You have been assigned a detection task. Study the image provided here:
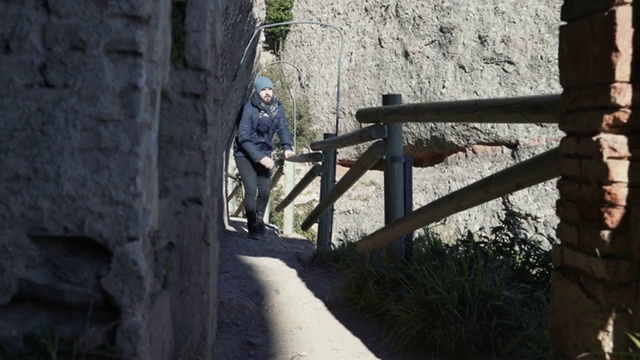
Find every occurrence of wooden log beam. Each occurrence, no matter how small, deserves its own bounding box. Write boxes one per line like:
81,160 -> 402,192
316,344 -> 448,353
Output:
355,147 -> 560,254
356,94 -> 560,124
301,141 -> 387,231
270,165 -> 285,190
284,152 -> 324,163
310,124 -> 387,151
233,202 -> 244,217
226,183 -> 242,203
275,164 -> 323,212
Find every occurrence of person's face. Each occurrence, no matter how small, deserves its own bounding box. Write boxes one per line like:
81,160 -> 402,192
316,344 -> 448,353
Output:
259,88 -> 273,104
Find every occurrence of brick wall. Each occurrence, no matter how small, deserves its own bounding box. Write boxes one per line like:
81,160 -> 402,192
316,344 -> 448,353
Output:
553,1 -> 639,358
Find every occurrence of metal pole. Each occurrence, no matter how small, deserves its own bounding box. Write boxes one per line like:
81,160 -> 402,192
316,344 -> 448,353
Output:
283,161 -> 294,235
317,133 -> 336,250
383,94 -> 404,263
239,20 -> 345,136
404,155 -> 414,262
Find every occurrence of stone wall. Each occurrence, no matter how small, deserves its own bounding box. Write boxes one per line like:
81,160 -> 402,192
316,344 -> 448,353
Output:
0,0 -> 259,358
552,0 -> 640,358
281,0 -> 564,243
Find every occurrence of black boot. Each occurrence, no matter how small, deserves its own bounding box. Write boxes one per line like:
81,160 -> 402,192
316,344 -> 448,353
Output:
248,223 -> 262,239
255,210 -> 266,236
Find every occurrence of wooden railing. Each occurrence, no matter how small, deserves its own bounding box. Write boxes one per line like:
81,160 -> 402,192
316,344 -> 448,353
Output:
229,93 -> 561,256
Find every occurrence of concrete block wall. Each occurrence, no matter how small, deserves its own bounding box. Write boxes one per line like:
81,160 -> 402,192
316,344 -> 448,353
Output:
0,0 -> 259,359
553,1 -> 640,358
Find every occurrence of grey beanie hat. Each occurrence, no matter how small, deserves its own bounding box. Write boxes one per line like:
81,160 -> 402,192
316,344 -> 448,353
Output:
254,76 -> 274,93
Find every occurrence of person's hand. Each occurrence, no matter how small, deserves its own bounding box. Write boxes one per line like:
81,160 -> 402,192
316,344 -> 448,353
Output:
284,150 -> 295,159
259,156 -> 274,169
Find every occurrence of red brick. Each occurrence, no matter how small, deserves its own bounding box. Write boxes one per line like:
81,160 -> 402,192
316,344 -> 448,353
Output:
583,159 -> 630,183
559,109 -> 637,135
557,198 -> 628,229
561,83 -> 635,109
556,221 -> 579,245
557,198 -> 584,224
588,205 -> 627,229
561,0 -> 632,22
557,178 -> 585,203
601,205 -> 628,228
553,244 -> 635,281
557,157 -> 583,178
629,209 -> 640,263
556,222 -> 632,255
560,134 -> 636,159
559,136 -> 581,155
596,134 -> 636,159
559,157 -> 633,184
559,5 -> 633,87
557,178 -> 630,207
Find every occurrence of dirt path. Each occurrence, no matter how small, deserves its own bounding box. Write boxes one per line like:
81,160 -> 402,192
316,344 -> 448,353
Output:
215,218 -> 424,360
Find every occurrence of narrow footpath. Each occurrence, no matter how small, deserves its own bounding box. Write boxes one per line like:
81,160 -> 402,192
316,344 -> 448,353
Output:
215,218 -> 425,360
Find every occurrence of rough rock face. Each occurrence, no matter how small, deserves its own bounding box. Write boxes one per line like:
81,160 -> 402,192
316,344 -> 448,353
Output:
281,0 -> 564,242
0,1 -> 260,359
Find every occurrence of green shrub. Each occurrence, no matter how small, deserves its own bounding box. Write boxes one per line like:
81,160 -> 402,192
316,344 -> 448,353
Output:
264,0 -> 294,53
1,325 -> 122,360
330,212 -> 553,359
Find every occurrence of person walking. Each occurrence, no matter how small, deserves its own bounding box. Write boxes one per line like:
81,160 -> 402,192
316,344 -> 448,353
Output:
234,76 -> 295,238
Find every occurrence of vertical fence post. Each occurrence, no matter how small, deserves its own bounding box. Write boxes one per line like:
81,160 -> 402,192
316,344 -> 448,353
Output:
283,161 -> 295,235
317,133 -> 336,250
404,155 -> 413,262
383,94 -> 405,263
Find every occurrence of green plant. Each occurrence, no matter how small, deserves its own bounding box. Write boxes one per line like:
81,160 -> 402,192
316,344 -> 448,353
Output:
610,332 -> 640,358
1,322 -> 123,360
264,0 -> 294,53
328,211 -> 553,359
23,327 -> 59,360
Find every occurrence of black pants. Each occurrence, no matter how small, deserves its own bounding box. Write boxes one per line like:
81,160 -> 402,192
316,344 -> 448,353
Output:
235,155 -> 272,230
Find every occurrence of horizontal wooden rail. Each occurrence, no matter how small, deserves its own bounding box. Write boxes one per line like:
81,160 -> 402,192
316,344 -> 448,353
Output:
301,140 -> 387,231
356,94 -> 560,124
355,147 -> 560,254
275,164 -> 323,212
283,152 -> 324,163
310,124 -> 387,151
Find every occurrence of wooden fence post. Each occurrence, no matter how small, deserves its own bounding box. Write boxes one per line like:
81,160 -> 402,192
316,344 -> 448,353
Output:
317,133 -> 336,250
383,94 -> 405,263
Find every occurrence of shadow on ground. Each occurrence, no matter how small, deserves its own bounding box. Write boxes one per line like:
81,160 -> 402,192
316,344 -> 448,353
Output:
214,217 -> 426,360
